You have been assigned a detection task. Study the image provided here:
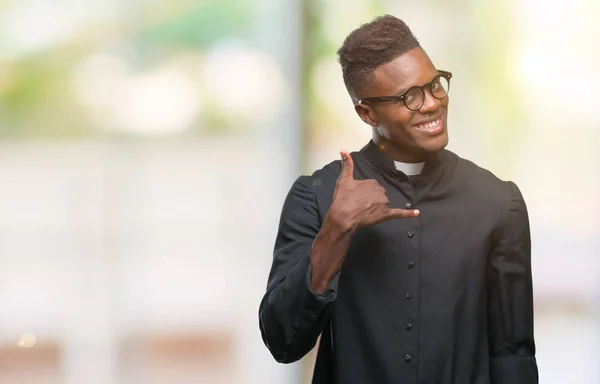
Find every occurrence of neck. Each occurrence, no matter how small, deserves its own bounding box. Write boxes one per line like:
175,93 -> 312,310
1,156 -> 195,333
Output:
372,135 -> 428,163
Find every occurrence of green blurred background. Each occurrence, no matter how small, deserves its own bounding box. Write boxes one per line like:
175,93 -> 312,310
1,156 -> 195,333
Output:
0,0 -> 598,383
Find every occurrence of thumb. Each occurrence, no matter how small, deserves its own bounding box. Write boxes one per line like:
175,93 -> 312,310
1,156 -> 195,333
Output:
338,150 -> 354,181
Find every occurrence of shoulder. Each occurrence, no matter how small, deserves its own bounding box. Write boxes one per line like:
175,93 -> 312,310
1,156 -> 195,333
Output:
310,159 -> 342,189
443,149 -> 525,206
285,161 -> 341,195
287,152 -> 350,193
284,155 -> 348,219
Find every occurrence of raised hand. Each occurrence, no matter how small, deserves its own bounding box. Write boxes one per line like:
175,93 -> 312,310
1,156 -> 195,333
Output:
330,150 -> 419,233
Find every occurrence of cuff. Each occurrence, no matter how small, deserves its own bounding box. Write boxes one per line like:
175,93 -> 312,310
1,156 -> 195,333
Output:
491,356 -> 538,384
305,253 -> 340,305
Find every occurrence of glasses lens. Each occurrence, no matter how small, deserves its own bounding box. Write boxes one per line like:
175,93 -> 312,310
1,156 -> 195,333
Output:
431,75 -> 450,99
404,87 -> 424,110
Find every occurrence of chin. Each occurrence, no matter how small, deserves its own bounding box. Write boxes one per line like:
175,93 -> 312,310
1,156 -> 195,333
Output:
422,130 -> 449,153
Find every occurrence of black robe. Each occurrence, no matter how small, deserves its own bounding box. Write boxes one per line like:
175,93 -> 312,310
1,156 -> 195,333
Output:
259,140 -> 538,384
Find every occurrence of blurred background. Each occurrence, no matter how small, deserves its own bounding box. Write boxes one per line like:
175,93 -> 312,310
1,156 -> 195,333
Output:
0,0 -> 598,383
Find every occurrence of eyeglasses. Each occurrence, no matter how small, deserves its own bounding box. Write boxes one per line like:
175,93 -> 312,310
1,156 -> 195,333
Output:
357,70 -> 452,111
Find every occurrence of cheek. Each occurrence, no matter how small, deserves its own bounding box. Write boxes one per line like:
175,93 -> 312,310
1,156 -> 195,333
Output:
389,110 -> 416,133
376,108 -> 415,137
440,96 -> 450,108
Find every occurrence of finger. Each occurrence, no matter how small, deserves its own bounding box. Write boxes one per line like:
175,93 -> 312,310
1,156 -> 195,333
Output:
338,150 -> 354,181
384,208 -> 420,220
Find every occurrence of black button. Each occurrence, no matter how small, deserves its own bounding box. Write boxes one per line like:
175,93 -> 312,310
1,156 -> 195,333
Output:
406,323 -> 413,331
407,231 -> 414,238
405,292 -> 412,300
404,354 -> 412,362
405,202 -> 412,209
408,261 -> 415,269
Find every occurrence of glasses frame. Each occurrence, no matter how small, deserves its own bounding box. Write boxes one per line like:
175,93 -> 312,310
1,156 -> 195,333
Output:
356,70 -> 452,111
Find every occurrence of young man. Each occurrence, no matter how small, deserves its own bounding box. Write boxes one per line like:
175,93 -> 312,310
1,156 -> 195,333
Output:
259,15 -> 538,384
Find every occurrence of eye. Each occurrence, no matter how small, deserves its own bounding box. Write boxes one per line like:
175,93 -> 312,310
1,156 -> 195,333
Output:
404,87 -> 423,110
431,76 -> 450,98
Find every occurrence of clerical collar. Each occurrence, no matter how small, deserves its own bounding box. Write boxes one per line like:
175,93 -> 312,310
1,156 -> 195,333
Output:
394,161 -> 425,176
360,140 -> 443,178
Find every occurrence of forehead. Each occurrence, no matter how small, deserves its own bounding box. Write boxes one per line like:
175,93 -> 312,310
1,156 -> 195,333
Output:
369,47 -> 437,95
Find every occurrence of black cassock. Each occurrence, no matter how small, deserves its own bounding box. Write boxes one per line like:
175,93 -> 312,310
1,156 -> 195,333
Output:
259,140 -> 538,384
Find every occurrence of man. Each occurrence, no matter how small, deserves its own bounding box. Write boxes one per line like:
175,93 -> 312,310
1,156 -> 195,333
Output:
259,15 -> 538,384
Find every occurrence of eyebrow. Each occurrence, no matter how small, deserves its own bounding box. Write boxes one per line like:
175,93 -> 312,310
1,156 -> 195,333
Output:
392,71 -> 441,96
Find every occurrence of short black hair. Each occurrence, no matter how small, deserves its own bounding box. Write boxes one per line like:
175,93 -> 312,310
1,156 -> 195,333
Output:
337,15 -> 421,101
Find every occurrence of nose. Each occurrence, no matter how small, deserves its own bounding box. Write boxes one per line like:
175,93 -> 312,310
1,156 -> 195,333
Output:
418,89 -> 441,113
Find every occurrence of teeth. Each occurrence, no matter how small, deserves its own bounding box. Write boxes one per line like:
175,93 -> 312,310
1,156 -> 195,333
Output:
417,118 -> 440,129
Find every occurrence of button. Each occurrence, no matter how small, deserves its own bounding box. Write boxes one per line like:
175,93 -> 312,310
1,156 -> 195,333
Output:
406,323 -> 413,331
405,202 -> 412,209
404,354 -> 412,362
408,261 -> 415,269
405,292 -> 412,300
407,231 -> 414,238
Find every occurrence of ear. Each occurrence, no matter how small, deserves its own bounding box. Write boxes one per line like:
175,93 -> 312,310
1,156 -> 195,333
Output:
354,103 -> 378,127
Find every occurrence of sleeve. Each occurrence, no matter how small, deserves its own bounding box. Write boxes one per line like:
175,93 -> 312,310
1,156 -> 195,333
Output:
488,181 -> 539,383
259,175 -> 340,363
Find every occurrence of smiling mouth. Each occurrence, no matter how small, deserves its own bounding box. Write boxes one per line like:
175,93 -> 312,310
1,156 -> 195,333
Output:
414,115 -> 443,132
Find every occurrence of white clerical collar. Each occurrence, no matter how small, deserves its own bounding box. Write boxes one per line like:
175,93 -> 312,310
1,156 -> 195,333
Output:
394,161 -> 425,176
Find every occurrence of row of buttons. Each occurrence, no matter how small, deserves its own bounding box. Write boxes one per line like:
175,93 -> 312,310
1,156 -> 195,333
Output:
405,201 -> 415,364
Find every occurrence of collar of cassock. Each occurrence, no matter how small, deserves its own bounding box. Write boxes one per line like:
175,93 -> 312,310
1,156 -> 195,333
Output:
360,140 -> 445,181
